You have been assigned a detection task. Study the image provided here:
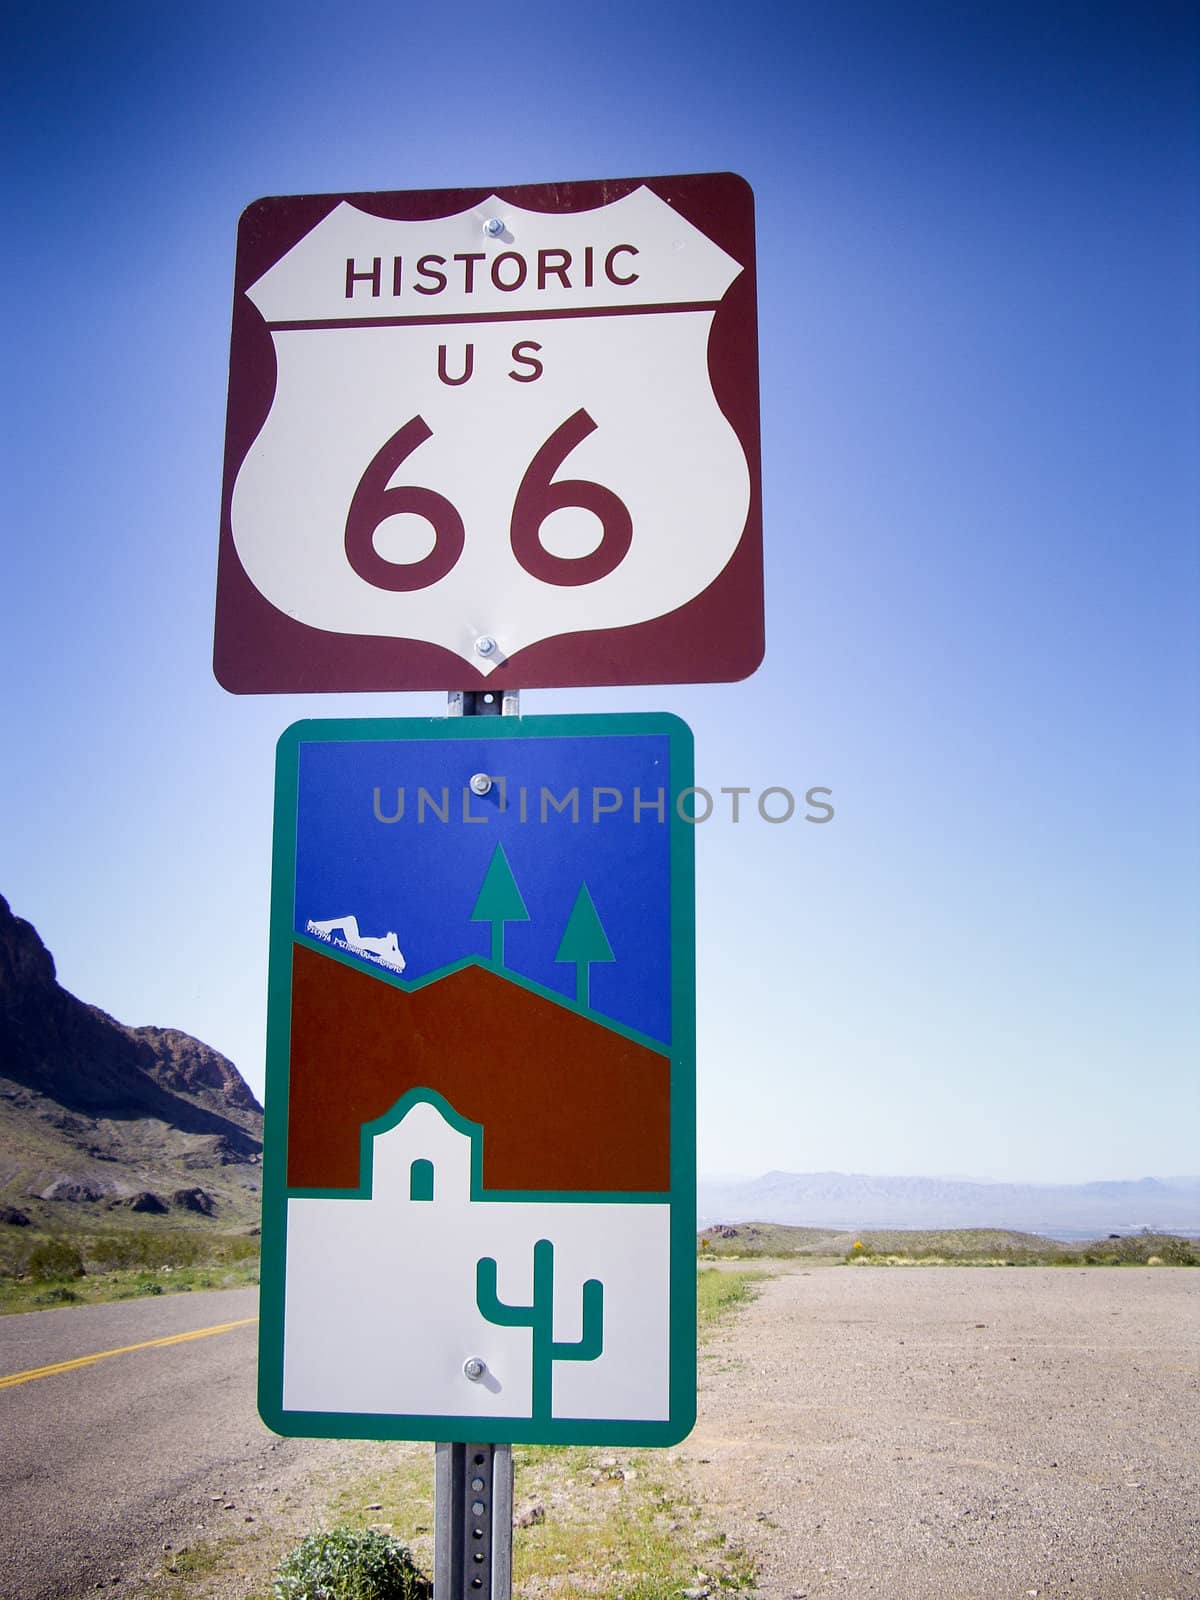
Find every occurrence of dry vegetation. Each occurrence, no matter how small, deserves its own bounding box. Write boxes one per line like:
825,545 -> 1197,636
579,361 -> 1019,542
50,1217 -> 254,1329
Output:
698,1220 -> 1198,1266
0,1225 -> 260,1312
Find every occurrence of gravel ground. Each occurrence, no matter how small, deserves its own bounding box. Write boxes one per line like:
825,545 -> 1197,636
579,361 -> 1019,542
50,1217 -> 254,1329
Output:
679,1264 -> 1200,1600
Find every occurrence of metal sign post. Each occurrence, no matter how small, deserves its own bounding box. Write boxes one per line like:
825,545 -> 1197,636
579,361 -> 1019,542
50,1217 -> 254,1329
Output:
435,1442 -> 513,1600
433,693 -> 516,1600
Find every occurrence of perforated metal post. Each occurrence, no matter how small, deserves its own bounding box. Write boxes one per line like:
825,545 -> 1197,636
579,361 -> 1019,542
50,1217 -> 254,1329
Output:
434,686 -> 518,1599
434,1442 -> 512,1599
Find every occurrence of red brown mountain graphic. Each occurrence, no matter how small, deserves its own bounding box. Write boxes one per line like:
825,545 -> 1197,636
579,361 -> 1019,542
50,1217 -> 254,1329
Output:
286,943 -> 670,1193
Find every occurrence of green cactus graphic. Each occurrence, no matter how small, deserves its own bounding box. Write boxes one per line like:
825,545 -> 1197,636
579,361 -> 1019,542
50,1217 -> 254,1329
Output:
476,1238 -> 604,1421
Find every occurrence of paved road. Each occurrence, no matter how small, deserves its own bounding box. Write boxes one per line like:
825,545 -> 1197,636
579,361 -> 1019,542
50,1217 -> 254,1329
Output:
684,1265 -> 1200,1600
0,1288 -> 273,1600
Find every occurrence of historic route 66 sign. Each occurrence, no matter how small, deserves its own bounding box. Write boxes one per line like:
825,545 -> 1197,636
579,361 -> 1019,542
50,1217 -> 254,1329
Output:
215,173 -> 762,692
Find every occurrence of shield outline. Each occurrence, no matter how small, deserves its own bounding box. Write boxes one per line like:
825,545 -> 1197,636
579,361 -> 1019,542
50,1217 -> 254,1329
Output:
215,172 -> 762,693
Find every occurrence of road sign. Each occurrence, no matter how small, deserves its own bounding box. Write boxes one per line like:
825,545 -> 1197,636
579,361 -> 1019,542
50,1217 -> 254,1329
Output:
259,713 -> 696,1445
216,172 -> 761,693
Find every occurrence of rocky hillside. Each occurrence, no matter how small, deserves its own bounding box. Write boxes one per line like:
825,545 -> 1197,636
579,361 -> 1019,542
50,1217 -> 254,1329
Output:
0,894 -> 263,1230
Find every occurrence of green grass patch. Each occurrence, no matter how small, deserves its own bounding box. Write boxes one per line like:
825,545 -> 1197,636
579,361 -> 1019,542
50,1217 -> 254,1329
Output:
697,1266 -> 767,1331
0,1227 -> 260,1313
138,1530 -> 253,1600
163,1543 -> 224,1579
511,1446 -> 754,1598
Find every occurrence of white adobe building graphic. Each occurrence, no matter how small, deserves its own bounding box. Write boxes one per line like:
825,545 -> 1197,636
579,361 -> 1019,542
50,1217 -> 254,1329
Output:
282,1091 -> 671,1424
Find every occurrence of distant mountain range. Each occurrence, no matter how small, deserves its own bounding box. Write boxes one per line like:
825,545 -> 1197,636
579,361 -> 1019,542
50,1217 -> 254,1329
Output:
0,894 -> 263,1229
4,888 -> 1194,1245
698,1170 -> 1200,1240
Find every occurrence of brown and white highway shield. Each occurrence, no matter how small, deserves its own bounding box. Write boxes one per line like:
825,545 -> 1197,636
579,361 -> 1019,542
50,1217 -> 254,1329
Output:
215,172 -> 761,692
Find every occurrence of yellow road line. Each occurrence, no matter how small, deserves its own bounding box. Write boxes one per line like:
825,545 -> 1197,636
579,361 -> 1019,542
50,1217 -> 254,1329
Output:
0,1317 -> 258,1389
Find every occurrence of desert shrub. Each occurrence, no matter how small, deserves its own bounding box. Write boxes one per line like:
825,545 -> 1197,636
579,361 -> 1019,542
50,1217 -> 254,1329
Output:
0,1235 -> 27,1278
1089,1232 -> 1198,1266
27,1239 -> 85,1281
87,1230 -> 216,1272
219,1233 -> 260,1263
1157,1235 -> 1199,1266
272,1527 -> 425,1600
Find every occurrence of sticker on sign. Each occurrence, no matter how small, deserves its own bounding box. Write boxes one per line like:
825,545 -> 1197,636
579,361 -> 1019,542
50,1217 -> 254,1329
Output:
216,173 -> 762,692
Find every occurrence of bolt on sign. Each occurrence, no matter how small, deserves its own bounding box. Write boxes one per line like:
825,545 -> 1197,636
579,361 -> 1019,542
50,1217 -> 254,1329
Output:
259,713 -> 696,1444
215,172 -> 761,692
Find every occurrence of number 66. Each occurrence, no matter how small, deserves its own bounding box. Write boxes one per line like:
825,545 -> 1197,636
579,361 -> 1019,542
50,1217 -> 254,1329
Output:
344,408 -> 632,592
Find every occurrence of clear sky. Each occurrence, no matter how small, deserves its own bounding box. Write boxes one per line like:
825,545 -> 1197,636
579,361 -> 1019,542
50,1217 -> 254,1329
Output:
2,1 -> 1196,1185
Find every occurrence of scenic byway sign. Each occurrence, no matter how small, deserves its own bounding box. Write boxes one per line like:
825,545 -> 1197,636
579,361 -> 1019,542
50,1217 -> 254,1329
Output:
259,713 -> 696,1444
216,172 -> 761,692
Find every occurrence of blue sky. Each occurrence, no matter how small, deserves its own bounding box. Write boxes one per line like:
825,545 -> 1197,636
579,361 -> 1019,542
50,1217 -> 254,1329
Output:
2,1 -> 1196,1184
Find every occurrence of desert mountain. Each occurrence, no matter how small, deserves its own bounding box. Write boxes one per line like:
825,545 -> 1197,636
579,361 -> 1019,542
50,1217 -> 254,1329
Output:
0,894 -> 263,1228
698,1169 -> 1200,1239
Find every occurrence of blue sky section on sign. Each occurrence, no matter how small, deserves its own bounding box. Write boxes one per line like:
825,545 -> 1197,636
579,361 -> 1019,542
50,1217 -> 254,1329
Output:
293,733 -> 673,1045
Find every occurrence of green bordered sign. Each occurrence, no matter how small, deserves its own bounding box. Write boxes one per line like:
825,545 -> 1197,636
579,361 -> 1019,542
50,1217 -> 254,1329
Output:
260,713 -> 696,1445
